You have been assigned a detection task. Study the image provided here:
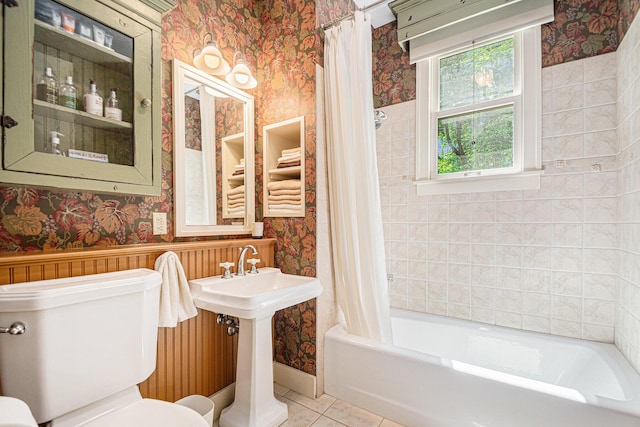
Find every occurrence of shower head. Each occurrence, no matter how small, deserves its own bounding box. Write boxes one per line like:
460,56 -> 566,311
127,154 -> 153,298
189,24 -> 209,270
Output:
374,109 -> 387,129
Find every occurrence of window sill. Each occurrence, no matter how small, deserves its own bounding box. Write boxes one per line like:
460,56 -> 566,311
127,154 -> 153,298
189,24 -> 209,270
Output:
414,170 -> 543,196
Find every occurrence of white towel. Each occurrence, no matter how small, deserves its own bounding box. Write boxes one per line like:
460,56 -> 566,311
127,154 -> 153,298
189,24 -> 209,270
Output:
281,147 -> 301,156
227,205 -> 245,214
228,185 -> 245,196
269,204 -> 302,211
267,179 -> 301,191
277,153 -> 301,163
154,251 -> 198,327
269,188 -> 301,196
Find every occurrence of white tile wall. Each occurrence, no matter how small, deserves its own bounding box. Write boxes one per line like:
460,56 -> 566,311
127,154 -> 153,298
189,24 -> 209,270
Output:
615,15 -> 640,372
376,52 -> 620,344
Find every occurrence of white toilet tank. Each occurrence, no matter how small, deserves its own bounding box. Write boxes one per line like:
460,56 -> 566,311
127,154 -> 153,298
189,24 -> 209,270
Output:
0,269 -> 162,424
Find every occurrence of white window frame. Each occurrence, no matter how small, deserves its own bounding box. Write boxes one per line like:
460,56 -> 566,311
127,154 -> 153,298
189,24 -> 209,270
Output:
415,26 -> 543,195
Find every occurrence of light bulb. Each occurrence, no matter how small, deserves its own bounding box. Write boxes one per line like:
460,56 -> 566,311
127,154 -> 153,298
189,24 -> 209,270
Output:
226,52 -> 257,89
193,35 -> 230,75
203,53 -> 221,69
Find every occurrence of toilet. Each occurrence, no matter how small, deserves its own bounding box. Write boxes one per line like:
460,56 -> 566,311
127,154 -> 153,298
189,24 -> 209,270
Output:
0,269 -> 209,427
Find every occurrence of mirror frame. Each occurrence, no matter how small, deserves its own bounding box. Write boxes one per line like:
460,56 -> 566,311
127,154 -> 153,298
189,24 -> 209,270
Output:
172,59 -> 255,236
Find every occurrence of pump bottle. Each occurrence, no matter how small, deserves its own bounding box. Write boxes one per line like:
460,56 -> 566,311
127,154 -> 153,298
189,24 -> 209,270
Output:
48,131 -> 65,156
83,79 -> 103,116
104,88 -> 122,121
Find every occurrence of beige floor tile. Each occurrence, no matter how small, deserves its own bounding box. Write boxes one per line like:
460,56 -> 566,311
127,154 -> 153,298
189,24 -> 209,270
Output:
310,415 -> 348,426
216,387 -> 398,427
324,400 -> 383,427
380,419 -> 405,427
278,397 -> 322,427
274,382 -> 291,396
285,390 -> 337,414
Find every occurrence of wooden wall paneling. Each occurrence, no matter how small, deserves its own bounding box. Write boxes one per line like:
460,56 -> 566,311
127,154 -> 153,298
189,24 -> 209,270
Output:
0,239 -> 275,402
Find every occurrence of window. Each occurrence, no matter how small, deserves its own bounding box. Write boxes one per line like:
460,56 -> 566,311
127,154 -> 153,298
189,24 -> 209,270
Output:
415,27 -> 543,195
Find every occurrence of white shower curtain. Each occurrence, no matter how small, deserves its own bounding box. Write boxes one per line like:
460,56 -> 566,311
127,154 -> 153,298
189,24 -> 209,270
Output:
324,11 -> 392,343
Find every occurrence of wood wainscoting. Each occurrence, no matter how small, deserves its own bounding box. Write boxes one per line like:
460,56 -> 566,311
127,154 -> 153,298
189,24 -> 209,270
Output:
0,238 -> 275,402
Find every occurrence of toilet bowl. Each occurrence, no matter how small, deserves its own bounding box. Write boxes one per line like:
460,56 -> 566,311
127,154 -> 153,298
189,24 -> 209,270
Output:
0,396 -> 38,427
0,269 -> 208,427
44,387 -> 209,427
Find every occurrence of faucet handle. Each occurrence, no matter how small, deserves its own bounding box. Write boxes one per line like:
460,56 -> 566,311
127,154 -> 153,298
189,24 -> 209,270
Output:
219,262 -> 235,279
247,258 -> 260,274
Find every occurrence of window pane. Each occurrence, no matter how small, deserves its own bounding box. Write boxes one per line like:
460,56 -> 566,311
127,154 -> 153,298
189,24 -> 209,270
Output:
437,105 -> 513,175
439,38 -> 514,111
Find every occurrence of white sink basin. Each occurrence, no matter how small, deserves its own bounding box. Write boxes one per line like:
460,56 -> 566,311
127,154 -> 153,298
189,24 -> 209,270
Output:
189,267 -> 322,319
189,267 -> 323,427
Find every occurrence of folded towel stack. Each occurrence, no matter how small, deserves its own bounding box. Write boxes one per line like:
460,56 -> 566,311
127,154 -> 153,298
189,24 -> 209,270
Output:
227,184 -> 245,215
232,158 -> 245,176
267,179 -> 301,212
276,147 -> 301,169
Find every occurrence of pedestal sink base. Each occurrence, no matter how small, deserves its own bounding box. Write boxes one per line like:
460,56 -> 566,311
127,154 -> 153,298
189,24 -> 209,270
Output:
189,268 -> 323,427
219,314 -> 288,427
219,398 -> 287,427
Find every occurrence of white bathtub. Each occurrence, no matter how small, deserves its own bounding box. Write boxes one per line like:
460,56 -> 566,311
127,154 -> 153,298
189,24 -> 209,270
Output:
325,309 -> 640,427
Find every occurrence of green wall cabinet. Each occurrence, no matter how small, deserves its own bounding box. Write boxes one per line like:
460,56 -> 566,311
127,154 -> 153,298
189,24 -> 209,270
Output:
0,0 -> 174,196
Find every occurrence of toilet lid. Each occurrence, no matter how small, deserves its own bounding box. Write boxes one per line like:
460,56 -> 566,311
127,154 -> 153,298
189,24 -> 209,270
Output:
82,399 -> 209,427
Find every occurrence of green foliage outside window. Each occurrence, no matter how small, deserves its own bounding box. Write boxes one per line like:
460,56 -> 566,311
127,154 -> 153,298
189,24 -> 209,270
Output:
437,38 -> 515,175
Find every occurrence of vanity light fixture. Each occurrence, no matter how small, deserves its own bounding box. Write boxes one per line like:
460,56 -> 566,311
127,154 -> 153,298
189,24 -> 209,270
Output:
193,33 -> 231,76
226,51 -> 258,90
192,35 -> 257,90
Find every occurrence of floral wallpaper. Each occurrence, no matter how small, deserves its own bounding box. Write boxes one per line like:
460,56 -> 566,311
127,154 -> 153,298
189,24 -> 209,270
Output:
372,0 -> 640,108
259,0 -> 320,375
0,0 -> 263,252
372,22 -> 415,109
619,0 -> 640,36
542,0 -> 618,67
185,96 -> 202,151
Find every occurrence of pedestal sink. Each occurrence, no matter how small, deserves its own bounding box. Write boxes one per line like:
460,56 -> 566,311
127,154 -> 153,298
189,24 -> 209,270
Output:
189,268 -> 322,427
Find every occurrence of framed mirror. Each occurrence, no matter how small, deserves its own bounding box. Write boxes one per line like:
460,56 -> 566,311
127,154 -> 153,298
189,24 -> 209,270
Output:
172,59 -> 255,236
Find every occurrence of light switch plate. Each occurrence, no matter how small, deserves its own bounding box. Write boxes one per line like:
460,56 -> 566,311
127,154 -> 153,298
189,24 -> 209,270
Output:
152,212 -> 167,235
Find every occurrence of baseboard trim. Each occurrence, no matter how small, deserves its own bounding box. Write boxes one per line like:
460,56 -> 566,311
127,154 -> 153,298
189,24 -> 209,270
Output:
273,361 -> 317,399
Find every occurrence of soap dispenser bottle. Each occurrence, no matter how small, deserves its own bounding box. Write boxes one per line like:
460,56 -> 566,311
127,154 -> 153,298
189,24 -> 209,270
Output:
36,67 -> 58,105
104,88 -> 122,121
48,131 -> 65,156
83,79 -> 103,116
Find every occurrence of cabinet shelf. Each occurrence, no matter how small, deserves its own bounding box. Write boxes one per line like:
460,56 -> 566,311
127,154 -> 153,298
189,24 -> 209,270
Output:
35,20 -> 132,73
34,100 -> 133,130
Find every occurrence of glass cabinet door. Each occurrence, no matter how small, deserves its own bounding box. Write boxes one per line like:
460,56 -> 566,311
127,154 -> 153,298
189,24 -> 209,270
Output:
2,0 -> 158,195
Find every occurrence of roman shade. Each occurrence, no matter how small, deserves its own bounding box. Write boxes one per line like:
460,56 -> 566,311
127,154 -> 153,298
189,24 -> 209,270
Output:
389,0 -> 554,62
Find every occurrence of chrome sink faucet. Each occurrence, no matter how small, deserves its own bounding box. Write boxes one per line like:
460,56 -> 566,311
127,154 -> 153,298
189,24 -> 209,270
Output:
237,244 -> 258,276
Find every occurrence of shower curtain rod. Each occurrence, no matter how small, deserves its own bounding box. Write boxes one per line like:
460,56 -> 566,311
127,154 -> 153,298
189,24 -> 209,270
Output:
319,0 -> 391,31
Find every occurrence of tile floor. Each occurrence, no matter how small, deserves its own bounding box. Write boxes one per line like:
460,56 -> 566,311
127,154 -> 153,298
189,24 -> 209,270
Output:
213,383 -> 405,427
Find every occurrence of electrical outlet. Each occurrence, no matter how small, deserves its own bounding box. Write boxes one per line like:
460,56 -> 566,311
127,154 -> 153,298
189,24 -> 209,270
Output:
152,212 -> 167,235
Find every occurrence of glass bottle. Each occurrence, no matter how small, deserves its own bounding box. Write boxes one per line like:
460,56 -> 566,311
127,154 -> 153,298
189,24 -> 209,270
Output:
104,88 -> 122,121
36,67 -> 58,105
48,131 -> 65,156
59,75 -> 77,109
83,79 -> 103,116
